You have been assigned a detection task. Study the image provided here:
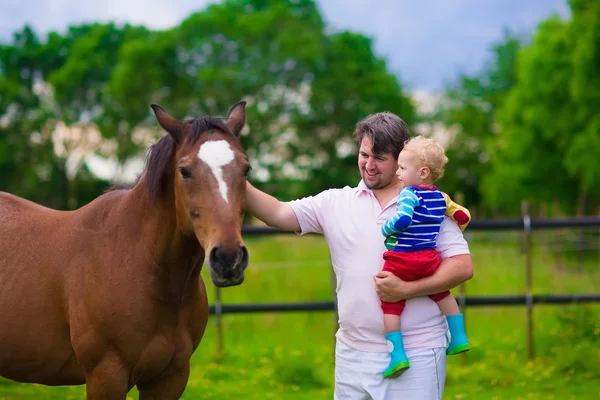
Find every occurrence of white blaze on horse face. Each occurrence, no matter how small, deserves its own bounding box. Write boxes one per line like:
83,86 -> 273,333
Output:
197,140 -> 235,204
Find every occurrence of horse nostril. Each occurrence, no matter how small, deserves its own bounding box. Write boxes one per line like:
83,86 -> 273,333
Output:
239,245 -> 249,269
209,247 -> 223,267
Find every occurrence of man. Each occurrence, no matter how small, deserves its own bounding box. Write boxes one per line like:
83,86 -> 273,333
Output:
245,112 -> 473,400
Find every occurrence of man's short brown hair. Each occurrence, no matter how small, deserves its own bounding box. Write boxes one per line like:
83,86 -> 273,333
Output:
353,112 -> 411,159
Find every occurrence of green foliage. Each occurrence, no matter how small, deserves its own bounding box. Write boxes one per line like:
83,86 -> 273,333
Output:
0,24 -> 136,209
484,17 -> 579,214
436,0 -> 600,217
0,27 -> 66,208
482,0 -> 600,215
565,0 -> 600,197
295,31 -> 415,194
434,30 -> 523,215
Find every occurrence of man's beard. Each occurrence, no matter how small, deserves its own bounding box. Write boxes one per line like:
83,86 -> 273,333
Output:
362,170 -> 385,189
362,170 -> 397,190
365,180 -> 385,190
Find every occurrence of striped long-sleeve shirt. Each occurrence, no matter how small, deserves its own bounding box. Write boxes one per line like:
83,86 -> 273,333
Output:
381,186 -> 471,251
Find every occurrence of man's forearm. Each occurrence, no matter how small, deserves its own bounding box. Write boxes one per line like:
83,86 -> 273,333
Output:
407,254 -> 474,297
246,182 -> 301,232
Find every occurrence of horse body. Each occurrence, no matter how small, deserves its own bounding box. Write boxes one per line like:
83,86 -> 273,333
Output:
0,102 -> 249,398
0,192 -> 85,385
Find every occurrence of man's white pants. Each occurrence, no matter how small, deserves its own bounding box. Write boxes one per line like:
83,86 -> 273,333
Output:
334,342 -> 446,400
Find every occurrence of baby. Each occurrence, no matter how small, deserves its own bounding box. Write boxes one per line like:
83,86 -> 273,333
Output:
380,136 -> 471,378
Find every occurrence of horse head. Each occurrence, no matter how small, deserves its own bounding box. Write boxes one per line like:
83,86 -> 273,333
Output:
151,102 -> 250,287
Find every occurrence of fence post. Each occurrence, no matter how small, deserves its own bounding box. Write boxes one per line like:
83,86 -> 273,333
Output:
521,201 -> 534,360
552,197 -> 562,269
577,196 -> 586,273
215,286 -> 224,359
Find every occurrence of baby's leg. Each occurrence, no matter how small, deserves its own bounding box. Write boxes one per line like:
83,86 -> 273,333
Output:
384,313 -> 401,333
380,253 -> 414,378
381,301 -> 410,378
436,293 -> 460,317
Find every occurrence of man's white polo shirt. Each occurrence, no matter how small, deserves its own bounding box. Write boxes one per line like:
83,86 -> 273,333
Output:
288,180 -> 470,352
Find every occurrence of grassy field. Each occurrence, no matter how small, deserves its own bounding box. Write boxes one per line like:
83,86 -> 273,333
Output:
1,231 -> 599,399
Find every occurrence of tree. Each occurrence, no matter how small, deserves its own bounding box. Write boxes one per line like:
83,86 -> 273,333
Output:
292,31 -> 415,196
0,24 -> 143,209
434,30 -> 523,215
484,0 -> 600,215
565,0 -> 600,208
0,26 -> 73,209
105,0 -> 416,199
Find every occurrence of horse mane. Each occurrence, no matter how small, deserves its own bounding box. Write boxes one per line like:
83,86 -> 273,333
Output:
144,116 -> 234,201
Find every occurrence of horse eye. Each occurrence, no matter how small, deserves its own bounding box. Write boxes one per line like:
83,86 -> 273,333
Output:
179,167 -> 192,179
243,165 -> 251,177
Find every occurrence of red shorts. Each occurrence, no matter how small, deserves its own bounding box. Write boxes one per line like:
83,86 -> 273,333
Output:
380,249 -> 450,315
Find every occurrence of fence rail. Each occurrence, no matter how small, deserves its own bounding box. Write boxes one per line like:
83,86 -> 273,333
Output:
241,216 -> 600,235
208,293 -> 600,315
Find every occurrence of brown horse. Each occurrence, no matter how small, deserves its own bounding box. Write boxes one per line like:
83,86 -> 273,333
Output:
0,101 -> 250,399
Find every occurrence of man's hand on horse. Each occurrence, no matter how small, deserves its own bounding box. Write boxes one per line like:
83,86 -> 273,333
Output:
373,271 -> 411,302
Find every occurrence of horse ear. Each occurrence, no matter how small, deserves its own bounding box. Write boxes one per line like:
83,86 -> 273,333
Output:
151,104 -> 183,143
224,101 -> 246,137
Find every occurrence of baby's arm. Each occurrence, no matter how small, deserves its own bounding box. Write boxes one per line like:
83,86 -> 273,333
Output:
442,192 -> 471,231
381,189 -> 419,236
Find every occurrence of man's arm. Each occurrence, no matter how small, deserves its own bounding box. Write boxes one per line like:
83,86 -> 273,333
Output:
373,254 -> 473,302
246,181 -> 301,232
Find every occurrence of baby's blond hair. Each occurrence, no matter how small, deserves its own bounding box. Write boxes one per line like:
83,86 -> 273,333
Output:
402,136 -> 448,182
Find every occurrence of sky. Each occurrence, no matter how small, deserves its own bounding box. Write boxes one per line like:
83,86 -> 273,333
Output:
1,0 -> 569,93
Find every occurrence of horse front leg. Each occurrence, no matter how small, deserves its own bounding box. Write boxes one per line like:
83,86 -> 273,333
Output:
136,352 -> 192,400
85,351 -> 130,400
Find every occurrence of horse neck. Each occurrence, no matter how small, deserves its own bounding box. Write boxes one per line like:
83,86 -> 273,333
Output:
125,176 -> 204,287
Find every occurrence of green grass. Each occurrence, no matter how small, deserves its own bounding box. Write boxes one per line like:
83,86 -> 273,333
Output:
1,232 -> 599,399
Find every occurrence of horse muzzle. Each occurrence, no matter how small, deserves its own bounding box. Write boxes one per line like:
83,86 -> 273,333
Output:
208,245 -> 249,287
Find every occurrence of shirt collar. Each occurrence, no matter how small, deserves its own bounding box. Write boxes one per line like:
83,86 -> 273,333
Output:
355,179 -> 370,197
355,179 -> 401,207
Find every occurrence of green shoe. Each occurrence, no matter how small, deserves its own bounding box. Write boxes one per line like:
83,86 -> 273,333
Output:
447,343 -> 470,355
383,359 -> 410,379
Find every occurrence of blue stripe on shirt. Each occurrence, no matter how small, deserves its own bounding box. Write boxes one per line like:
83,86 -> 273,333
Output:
382,186 -> 448,251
